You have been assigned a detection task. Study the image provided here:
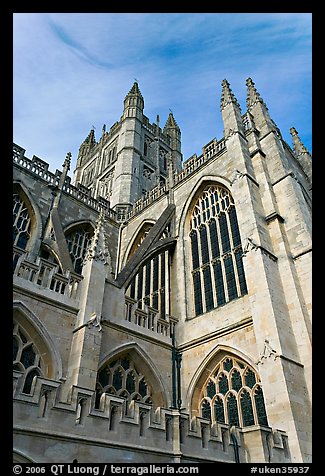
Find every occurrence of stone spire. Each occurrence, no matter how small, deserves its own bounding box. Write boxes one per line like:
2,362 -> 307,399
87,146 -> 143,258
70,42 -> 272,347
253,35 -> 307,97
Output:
220,79 -> 241,111
164,111 -> 180,130
163,111 -> 182,172
289,127 -> 312,183
123,81 -> 144,118
290,127 -> 311,156
127,80 -> 144,98
245,77 -> 281,137
246,77 -> 267,109
220,79 -> 244,140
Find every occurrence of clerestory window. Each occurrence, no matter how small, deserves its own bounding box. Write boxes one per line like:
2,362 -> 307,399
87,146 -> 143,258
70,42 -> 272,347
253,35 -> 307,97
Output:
200,356 -> 268,428
189,185 -> 247,316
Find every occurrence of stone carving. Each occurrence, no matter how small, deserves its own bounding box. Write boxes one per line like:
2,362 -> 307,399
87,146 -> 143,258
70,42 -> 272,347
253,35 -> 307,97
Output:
242,237 -> 259,256
257,339 -> 279,365
231,169 -> 246,184
86,312 -> 102,332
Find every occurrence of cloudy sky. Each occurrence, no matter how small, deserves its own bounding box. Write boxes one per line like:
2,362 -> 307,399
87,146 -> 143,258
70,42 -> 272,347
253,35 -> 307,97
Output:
13,13 -> 312,173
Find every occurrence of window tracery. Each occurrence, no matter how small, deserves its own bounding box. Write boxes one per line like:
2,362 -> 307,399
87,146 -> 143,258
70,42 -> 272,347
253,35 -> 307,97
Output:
95,356 -> 152,408
13,323 -> 43,394
65,224 -> 94,274
13,193 -> 31,250
199,356 -> 268,428
189,185 -> 247,316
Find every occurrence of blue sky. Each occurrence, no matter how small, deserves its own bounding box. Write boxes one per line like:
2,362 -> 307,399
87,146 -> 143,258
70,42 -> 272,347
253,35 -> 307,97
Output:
13,13 -> 312,173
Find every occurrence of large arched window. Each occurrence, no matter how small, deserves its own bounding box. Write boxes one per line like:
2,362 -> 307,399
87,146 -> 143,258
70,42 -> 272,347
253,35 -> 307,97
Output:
189,185 -> 247,316
65,223 -> 94,275
95,355 -> 152,409
13,193 -> 32,250
13,322 -> 43,394
199,356 -> 268,428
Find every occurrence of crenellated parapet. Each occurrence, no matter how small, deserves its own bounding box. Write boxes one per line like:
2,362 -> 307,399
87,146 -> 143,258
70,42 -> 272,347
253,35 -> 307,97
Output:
13,373 -> 291,463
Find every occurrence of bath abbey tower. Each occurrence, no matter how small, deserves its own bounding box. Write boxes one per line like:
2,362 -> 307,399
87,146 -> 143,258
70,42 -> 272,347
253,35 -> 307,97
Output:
13,78 -> 312,463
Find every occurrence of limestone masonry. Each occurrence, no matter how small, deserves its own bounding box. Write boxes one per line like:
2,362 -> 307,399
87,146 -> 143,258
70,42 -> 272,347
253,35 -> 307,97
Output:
13,78 -> 312,463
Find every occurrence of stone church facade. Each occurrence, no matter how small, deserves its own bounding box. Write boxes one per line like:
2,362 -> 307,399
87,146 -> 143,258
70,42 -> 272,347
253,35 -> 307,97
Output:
13,79 -> 312,463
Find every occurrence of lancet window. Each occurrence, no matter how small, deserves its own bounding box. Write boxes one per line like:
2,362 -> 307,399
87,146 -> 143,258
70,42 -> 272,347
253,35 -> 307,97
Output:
189,185 -> 247,316
13,322 -> 43,394
65,224 -> 94,274
13,193 -> 32,250
95,356 -> 152,408
199,356 -> 268,428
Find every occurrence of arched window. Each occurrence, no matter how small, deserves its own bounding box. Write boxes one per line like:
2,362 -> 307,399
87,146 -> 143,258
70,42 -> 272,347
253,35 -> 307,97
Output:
189,185 -> 247,316
13,193 -> 32,250
199,355 -> 268,428
13,323 -> 43,394
95,355 -> 152,409
65,224 -> 94,275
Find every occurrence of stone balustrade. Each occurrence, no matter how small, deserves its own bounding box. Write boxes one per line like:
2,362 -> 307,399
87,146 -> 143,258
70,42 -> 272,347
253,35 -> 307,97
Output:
13,246 -> 82,301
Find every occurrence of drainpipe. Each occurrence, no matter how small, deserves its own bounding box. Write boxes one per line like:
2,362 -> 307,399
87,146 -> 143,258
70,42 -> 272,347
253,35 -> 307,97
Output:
230,430 -> 240,463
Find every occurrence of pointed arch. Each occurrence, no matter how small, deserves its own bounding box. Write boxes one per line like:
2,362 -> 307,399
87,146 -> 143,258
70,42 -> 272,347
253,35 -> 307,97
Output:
187,344 -> 268,428
13,301 -> 63,380
122,220 -> 156,266
177,176 -> 247,317
63,221 -> 95,275
13,181 -> 43,256
98,342 -> 169,408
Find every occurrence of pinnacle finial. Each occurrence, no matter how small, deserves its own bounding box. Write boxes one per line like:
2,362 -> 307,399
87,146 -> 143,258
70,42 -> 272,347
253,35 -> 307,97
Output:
63,152 -> 71,170
127,80 -> 143,98
290,127 -> 310,156
246,77 -> 267,109
164,110 -> 179,130
220,79 -> 241,111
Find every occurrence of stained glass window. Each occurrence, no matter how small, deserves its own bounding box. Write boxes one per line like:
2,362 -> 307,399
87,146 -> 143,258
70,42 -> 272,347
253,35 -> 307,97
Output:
13,194 -> 31,250
231,370 -> 242,392
190,231 -> 200,269
241,390 -> 255,426
201,400 -> 211,420
193,272 -> 203,316
254,386 -> 268,426
113,369 -> 123,391
207,380 -> 216,398
214,397 -> 225,423
203,267 -> 214,311
189,185 -> 247,316
223,358 -> 233,372
218,374 -> 229,395
227,394 -> 240,426
199,356 -> 268,429
245,369 -> 256,388
213,261 -> 226,306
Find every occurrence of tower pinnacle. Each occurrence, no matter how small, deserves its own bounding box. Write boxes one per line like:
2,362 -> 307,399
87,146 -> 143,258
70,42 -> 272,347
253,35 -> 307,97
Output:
290,127 -> 311,156
246,77 -> 267,110
220,79 -> 241,111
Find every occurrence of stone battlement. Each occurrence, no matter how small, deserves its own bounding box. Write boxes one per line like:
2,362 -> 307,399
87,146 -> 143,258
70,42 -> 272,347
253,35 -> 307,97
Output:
13,371 -> 291,463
